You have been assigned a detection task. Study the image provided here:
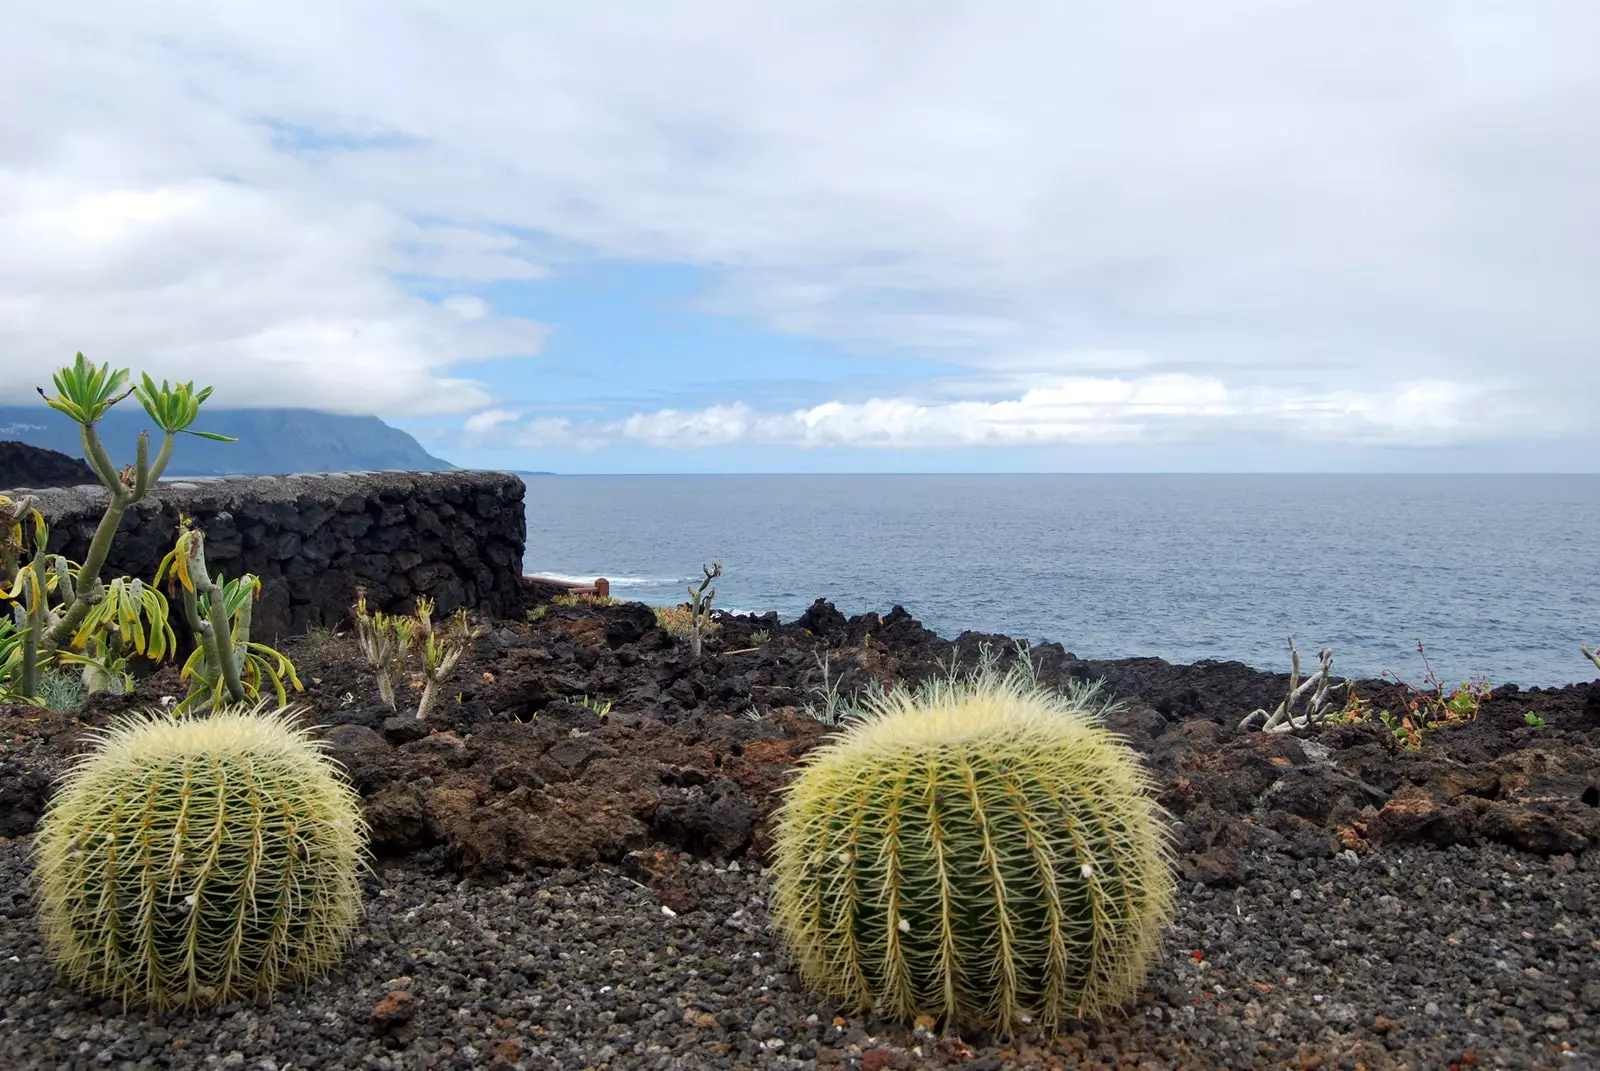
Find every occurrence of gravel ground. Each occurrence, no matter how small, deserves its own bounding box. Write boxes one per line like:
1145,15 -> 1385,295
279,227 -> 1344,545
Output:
2,836 -> 1595,1071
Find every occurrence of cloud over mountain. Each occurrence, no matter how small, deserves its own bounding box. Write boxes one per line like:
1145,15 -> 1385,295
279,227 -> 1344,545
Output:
4,3 -> 1595,455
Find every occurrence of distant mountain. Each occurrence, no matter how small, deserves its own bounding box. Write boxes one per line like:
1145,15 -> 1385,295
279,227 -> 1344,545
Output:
0,441 -> 97,489
0,406 -> 453,476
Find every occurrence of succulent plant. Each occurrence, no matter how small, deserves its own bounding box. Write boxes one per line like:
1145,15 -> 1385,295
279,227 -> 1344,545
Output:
0,617 -> 38,706
156,519 -> 301,715
1,357 -> 233,702
684,560 -> 721,658
413,596 -> 480,720
770,660 -> 1174,1033
352,591 -> 479,718
33,355 -> 233,665
33,703 -> 367,1009
353,588 -> 416,711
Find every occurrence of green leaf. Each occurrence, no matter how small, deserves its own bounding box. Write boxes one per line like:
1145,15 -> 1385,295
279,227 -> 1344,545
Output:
134,372 -> 231,437
40,354 -> 133,426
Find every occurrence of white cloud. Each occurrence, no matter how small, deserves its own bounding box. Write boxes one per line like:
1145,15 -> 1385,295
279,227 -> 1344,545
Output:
461,407 -> 521,439
2,3 -> 1596,447
0,171 -> 540,414
508,372 -> 1531,451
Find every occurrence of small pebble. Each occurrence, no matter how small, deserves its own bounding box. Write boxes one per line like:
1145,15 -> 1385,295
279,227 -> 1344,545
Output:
0,839 -> 1591,1069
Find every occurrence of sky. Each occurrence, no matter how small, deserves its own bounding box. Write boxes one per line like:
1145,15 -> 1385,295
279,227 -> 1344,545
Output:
2,3 -> 1598,473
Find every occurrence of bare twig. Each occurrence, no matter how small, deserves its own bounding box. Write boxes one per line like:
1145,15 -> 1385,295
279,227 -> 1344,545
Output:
1239,635 -> 1345,732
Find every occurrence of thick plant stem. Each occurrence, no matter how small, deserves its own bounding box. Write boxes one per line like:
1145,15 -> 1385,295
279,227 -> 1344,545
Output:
19,566 -> 46,700
236,595 -> 253,657
18,629 -> 38,698
171,527 -> 244,709
43,426 -> 173,658
192,546 -> 245,706
176,584 -> 209,709
80,422 -> 122,491
416,679 -> 439,721
179,584 -> 202,636
376,673 -> 396,711
40,515 -> 117,659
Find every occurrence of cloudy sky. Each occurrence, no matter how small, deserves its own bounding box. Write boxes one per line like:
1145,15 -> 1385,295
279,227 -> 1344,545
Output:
3,3 -> 1597,472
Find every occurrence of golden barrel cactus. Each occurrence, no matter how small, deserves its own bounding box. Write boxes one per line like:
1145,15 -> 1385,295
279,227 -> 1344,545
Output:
770,665 -> 1174,1032
33,704 -> 366,1009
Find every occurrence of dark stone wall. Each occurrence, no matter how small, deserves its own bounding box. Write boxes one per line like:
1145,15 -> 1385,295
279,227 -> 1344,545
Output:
2,470 -> 526,641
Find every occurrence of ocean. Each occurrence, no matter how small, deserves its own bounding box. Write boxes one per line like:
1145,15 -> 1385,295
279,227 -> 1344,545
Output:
522,474 -> 1600,688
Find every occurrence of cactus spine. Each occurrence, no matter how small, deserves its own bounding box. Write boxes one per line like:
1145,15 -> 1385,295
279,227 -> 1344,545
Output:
33,704 -> 367,1009
770,664 -> 1174,1032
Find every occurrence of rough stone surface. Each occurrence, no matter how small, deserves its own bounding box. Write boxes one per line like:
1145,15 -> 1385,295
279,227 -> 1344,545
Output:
3,593 -> 1600,1066
0,469 -> 526,639
1,837 -> 1594,1069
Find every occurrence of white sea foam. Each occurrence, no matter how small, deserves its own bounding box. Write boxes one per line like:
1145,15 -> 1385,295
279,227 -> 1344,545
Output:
525,571 -> 676,588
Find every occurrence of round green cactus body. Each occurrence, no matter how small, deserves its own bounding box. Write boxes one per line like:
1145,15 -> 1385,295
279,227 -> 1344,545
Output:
33,704 -> 367,1009
771,671 -> 1174,1032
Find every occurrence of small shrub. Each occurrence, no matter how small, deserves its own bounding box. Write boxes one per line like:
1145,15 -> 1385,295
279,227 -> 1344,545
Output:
529,592 -> 618,621
34,668 -> 87,712
306,623 -> 339,647
654,604 -> 721,642
800,652 -> 853,726
1328,642 -> 1491,751
1381,641 -> 1490,729
33,703 -> 367,1008
1238,636 -> 1344,732
1523,711 -> 1546,728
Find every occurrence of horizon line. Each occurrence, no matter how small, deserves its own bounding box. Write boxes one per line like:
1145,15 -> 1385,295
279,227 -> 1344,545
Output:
492,469 -> 1600,477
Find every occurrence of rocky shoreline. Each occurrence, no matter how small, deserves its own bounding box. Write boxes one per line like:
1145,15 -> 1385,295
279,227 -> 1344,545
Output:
3,594 -> 1598,1069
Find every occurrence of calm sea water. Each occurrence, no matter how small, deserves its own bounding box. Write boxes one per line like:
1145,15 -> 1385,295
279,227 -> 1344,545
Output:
522,474 -> 1600,688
